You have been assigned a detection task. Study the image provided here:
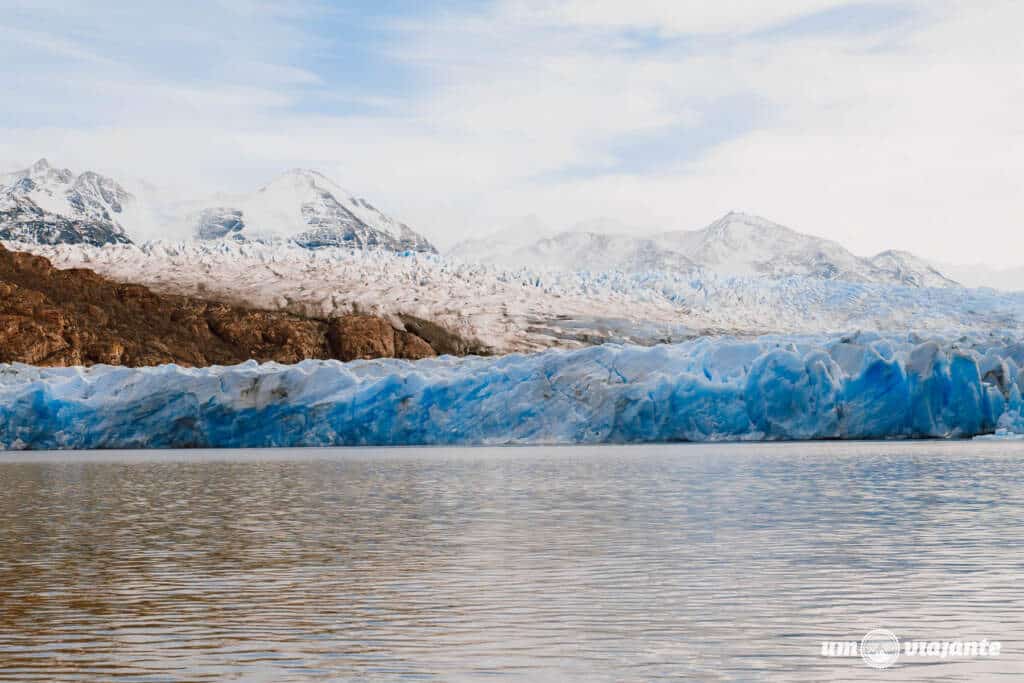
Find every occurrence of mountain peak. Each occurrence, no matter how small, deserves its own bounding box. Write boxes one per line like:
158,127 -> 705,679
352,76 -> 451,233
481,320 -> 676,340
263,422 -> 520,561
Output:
701,212 -> 793,245
0,158 -> 133,247
869,249 -> 959,287
715,211 -> 780,226
276,168 -> 339,187
195,168 -> 436,253
260,168 -> 350,197
282,167 -> 326,179
22,157 -> 74,186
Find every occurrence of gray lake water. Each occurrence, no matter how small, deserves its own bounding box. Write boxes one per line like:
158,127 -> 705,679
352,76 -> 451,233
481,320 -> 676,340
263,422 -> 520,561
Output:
1,442 -> 1023,681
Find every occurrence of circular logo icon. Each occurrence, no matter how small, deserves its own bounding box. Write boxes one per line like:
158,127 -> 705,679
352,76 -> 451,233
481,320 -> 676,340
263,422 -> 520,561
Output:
861,629 -> 900,669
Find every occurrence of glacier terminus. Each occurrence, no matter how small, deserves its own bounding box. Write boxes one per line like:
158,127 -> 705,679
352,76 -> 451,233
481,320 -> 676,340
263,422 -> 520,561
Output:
3,332 -> 1022,450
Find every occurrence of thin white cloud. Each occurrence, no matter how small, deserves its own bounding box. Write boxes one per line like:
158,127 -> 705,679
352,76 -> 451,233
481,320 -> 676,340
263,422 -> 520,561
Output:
500,0 -> 888,35
0,25 -> 113,63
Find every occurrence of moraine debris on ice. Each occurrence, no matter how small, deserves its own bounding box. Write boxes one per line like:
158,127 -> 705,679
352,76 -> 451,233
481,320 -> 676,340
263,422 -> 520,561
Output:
3,332 -> 1024,450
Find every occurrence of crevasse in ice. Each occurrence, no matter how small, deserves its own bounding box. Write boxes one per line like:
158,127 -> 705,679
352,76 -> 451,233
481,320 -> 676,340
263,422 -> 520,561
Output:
3,332 -> 1024,450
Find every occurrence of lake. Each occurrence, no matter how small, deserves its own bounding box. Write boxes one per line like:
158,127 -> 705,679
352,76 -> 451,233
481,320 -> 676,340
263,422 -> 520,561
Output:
1,442 -> 1022,681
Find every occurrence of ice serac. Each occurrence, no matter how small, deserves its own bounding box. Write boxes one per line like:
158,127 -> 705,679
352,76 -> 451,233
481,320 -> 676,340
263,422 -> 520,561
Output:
3,332 -> 1023,450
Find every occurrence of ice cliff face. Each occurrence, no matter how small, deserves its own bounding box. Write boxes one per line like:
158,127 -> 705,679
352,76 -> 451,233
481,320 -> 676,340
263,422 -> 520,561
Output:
3,332 -> 1023,449
0,159 -> 135,246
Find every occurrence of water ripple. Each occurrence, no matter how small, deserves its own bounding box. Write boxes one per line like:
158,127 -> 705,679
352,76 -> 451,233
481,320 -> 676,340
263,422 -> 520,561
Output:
1,442 -> 1023,681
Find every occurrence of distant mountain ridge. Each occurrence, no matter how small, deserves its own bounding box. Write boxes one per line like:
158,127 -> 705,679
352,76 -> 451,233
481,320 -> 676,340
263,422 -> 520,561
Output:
1,160 -> 436,254
0,159 -> 134,246
449,211 -> 959,288
867,249 -> 957,289
183,169 -> 436,253
446,214 -> 554,263
2,160 -> 960,288
509,231 -> 698,273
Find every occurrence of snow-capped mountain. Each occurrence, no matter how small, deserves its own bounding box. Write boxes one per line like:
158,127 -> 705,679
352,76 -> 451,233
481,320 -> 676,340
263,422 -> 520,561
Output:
654,212 -> 863,279
183,169 -> 436,253
446,214 -> 554,262
501,231 -> 697,273
447,216 -> 694,272
448,211 -> 958,288
655,212 -> 958,286
868,250 -> 958,288
0,160 -> 964,286
1,161 -> 436,253
0,159 -> 135,246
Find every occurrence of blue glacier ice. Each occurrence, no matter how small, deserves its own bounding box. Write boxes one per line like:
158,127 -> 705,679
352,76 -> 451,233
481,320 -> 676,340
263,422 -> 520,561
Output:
3,332 -> 1024,450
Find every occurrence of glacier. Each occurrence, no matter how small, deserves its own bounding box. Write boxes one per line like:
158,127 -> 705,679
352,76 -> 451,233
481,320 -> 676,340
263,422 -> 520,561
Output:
3,332 -> 1024,450
11,239 -> 1024,354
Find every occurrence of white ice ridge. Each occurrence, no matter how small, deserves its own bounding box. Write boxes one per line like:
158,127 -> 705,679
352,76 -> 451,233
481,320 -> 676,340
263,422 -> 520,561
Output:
3,332 -> 1024,450
9,240 -> 1024,353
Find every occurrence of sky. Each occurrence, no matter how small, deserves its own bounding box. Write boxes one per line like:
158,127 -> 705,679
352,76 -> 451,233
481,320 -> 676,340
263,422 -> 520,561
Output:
1,0 -> 1022,263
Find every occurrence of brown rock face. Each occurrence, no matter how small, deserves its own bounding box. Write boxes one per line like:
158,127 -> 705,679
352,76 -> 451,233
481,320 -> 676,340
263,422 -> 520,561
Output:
398,314 -> 480,356
326,315 -> 441,362
0,244 -> 460,367
394,331 -> 436,360
328,315 -> 395,360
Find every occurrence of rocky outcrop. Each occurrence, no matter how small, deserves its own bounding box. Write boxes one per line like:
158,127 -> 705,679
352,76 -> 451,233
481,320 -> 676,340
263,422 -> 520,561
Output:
398,314 -> 482,356
327,315 -> 435,361
0,244 -> 458,367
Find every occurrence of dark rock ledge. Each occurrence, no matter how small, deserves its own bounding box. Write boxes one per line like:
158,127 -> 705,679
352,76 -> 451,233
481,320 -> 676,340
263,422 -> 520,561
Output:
0,243 -> 478,367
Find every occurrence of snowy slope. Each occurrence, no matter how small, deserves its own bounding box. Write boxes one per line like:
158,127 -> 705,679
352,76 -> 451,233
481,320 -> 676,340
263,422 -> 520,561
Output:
183,169 -> 436,252
868,250 -> 959,288
446,215 -> 555,262
3,331 -> 1022,449
655,212 -> 896,282
10,240 -> 1024,354
0,159 -> 137,246
502,231 -> 697,272
1,161 -> 436,253
449,210 -> 959,287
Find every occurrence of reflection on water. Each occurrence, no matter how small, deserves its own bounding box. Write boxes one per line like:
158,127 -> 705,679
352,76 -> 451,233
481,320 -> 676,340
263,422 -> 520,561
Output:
1,442 -> 1023,681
